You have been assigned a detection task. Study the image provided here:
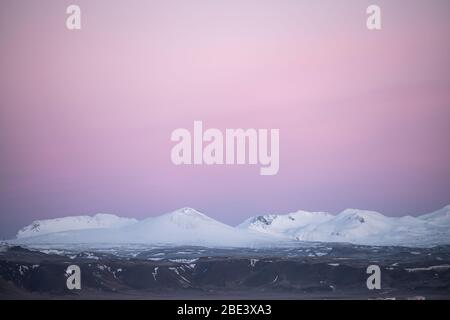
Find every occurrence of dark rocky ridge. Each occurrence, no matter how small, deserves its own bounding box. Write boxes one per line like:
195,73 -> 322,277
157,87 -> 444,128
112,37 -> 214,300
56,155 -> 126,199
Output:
1,244 -> 450,299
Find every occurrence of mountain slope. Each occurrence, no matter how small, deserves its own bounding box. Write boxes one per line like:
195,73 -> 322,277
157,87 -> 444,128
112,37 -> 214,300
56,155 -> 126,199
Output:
418,205 -> 450,225
16,214 -> 138,239
296,209 -> 393,243
237,210 -> 333,238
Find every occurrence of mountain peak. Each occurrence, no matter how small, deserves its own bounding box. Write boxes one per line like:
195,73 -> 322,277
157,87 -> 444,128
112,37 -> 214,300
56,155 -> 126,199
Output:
155,207 -> 223,228
167,207 -> 208,218
178,207 -> 203,214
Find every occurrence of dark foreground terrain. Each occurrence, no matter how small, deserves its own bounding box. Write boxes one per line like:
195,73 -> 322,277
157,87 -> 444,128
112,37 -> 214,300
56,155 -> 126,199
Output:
1,243 -> 449,299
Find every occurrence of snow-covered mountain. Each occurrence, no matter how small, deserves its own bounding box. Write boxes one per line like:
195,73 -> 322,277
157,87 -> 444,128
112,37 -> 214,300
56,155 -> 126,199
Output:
237,210 -> 334,238
13,208 -> 276,248
11,205 -> 450,247
295,209 -> 394,243
240,206 -> 450,246
116,207 -> 274,247
16,214 -> 138,239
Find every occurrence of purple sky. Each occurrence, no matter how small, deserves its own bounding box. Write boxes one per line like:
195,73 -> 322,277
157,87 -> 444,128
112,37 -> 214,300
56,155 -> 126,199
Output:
1,0 -> 450,238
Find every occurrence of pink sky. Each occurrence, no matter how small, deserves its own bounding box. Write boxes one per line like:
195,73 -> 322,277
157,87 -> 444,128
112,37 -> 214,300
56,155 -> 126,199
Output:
0,0 -> 449,237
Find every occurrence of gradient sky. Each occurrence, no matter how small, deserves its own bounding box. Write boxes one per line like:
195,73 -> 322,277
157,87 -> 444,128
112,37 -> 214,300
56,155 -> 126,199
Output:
1,0 -> 449,238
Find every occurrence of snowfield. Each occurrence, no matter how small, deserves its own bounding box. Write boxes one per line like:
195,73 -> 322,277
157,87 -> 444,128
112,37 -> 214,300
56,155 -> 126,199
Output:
10,205 -> 450,248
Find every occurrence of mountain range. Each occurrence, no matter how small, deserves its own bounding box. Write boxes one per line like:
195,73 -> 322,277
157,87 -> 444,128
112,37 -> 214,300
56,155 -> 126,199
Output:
10,205 -> 450,248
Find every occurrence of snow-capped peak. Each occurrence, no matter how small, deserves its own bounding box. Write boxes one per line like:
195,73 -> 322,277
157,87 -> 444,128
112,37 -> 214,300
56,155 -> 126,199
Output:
16,214 -> 138,239
135,207 -> 228,231
297,209 -> 393,243
171,207 -> 202,215
164,207 -> 211,220
239,210 -> 332,227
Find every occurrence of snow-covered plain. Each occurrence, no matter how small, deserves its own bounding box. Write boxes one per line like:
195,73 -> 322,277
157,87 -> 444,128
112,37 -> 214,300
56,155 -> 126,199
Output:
9,205 -> 450,248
